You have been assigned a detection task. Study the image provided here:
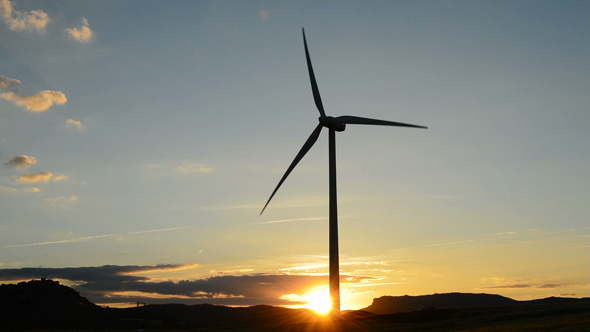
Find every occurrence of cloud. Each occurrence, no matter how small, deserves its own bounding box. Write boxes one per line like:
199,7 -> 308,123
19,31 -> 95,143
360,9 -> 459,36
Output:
13,172 -> 65,183
1,90 -> 67,112
5,226 -> 197,248
0,265 -> 375,306
1,75 -> 65,114
0,185 -> 39,193
14,172 -> 53,183
45,195 -> 78,207
480,284 -> 532,289
0,75 -> 21,90
259,11 -> 269,21
0,185 -> 17,192
65,17 -> 93,43
65,118 -> 86,131
3,155 -> 37,169
176,164 -> 215,174
256,217 -> 327,225
480,283 -> 572,290
142,162 -> 216,180
0,0 -> 50,33
537,283 -> 567,289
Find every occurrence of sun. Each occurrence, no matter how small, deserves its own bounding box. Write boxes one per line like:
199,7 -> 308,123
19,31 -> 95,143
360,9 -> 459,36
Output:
302,287 -> 332,315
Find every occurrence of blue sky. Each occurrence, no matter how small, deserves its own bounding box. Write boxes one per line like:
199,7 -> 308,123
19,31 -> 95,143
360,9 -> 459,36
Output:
0,0 -> 588,310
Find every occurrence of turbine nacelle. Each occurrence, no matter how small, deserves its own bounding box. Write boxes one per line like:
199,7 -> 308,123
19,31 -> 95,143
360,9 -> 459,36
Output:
319,116 -> 346,132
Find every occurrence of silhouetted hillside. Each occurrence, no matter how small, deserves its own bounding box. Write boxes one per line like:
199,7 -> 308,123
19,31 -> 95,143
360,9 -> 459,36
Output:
528,296 -> 590,305
0,278 -> 103,329
141,303 -> 321,328
1,279 -> 589,330
0,279 -> 320,330
362,292 -> 590,315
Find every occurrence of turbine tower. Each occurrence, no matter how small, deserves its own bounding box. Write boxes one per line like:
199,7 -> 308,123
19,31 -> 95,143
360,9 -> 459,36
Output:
261,28 -> 427,315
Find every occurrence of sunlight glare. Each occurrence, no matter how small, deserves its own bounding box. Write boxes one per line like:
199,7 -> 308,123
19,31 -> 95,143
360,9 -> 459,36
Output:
303,287 -> 331,315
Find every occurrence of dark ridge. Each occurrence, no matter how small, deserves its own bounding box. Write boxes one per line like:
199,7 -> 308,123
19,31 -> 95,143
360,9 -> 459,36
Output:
0,278 -> 102,329
364,292 -> 519,314
138,303 -> 321,328
1,279 -> 589,330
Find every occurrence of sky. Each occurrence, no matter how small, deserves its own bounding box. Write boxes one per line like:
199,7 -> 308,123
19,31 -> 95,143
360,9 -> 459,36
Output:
0,0 -> 588,311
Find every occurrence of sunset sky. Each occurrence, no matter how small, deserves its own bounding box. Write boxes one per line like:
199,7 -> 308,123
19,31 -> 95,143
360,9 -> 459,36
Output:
0,0 -> 588,310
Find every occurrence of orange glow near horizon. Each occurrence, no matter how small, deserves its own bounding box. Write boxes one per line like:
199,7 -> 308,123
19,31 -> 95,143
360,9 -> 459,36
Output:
303,286 -> 332,315
281,286 -> 332,315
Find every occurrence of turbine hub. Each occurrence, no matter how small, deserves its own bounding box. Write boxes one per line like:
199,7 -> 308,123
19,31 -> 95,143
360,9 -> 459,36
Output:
319,116 -> 346,132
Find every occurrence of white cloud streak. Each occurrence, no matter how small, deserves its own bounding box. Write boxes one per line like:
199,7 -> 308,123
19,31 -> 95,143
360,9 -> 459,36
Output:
255,217 -> 327,225
176,164 -> 215,174
5,226 -> 198,248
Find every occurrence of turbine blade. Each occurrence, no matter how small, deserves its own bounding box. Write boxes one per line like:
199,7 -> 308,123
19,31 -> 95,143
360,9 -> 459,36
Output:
303,28 -> 326,117
334,115 -> 428,129
261,124 -> 324,215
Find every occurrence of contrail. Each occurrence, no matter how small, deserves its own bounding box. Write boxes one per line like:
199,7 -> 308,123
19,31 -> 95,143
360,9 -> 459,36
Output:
5,226 -> 196,248
255,217 -> 327,225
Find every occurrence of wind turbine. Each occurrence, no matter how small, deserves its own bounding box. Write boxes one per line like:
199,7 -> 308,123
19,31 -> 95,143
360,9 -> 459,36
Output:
261,28 -> 427,315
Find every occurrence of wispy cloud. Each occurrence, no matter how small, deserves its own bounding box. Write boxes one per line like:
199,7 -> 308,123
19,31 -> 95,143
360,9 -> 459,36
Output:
45,195 -> 78,208
196,203 -> 259,211
65,17 -> 93,43
4,226 -> 198,248
65,118 -> 86,131
480,284 -> 532,289
3,155 -> 37,169
537,283 -> 568,289
0,185 -> 17,192
14,172 -> 66,183
0,185 -> 40,193
0,75 -> 21,90
479,276 -> 574,290
0,0 -> 50,33
259,11 -> 269,21
256,217 -> 327,225
142,161 -> 216,179
176,164 -> 215,174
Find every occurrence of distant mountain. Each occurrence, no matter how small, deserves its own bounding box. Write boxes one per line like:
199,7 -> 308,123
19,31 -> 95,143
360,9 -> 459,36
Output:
362,292 -> 590,315
528,296 -> 590,305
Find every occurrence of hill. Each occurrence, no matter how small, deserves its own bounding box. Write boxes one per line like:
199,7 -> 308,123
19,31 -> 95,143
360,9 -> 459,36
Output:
0,278 -> 103,329
0,279 -> 321,330
362,292 -> 590,315
137,303 -> 321,328
363,292 -> 517,314
1,279 -> 589,330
